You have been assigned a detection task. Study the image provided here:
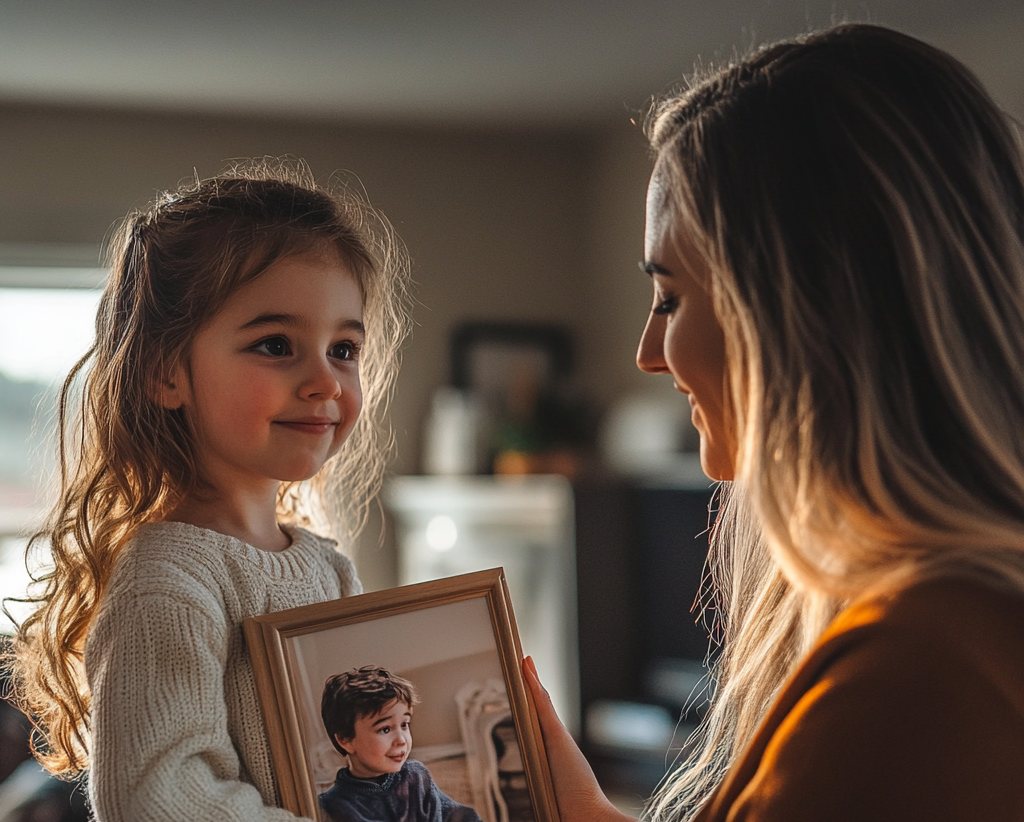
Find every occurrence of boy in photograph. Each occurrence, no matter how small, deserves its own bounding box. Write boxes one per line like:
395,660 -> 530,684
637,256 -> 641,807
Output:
319,665 -> 483,822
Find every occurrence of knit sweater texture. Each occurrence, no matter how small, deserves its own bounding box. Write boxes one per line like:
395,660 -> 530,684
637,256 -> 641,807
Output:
84,521 -> 362,822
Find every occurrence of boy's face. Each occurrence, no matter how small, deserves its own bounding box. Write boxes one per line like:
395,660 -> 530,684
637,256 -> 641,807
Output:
336,698 -> 412,779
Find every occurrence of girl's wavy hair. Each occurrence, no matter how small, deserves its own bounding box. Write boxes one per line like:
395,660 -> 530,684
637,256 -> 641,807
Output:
8,160 -> 412,776
644,24 -> 1024,820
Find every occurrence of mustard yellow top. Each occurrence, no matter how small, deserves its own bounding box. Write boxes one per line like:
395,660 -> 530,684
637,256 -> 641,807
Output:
695,575 -> 1024,821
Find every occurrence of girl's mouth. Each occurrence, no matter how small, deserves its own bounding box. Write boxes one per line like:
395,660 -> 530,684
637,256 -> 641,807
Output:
274,420 -> 338,434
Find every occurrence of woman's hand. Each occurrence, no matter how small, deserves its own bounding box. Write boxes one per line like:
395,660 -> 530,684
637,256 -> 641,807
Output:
523,656 -> 636,822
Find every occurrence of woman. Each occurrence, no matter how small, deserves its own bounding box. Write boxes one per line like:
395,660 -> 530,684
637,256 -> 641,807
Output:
526,23 -> 1024,821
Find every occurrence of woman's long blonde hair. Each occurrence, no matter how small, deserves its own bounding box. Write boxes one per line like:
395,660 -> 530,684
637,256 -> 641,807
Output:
8,160 -> 412,776
645,25 -> 1024,819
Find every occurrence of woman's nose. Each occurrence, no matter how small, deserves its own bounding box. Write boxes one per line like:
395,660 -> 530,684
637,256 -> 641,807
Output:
637,313 -> 669,374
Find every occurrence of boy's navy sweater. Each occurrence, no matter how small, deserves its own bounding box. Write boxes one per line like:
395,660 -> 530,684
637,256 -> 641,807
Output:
318,759 -> 483,822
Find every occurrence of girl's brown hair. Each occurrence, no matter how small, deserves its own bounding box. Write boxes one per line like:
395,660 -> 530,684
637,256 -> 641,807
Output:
9,160 -> 411,776
645,24 -> 1024,819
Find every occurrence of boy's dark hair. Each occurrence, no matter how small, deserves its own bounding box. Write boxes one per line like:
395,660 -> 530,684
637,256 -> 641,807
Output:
321,665 -> 419,754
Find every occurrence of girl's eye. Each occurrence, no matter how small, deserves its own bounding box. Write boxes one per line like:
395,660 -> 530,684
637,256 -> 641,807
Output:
652,295 -> 678,316
253,336 -> 291,357
330,340 -> 361,361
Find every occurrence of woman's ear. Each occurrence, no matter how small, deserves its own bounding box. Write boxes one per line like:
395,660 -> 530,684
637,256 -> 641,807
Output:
151,363 -> 188,410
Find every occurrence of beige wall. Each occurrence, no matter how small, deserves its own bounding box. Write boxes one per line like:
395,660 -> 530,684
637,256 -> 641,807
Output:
402,650 -> 505,748
0,102 -> 657,585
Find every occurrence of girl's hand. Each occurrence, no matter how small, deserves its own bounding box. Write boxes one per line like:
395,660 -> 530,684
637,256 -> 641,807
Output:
523,656 -> 636,822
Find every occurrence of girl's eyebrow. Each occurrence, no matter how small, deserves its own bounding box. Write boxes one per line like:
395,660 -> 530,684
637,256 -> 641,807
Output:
338,319 -> 366,337
640,261 -> 673,277
240,312 -> 295,329
240,313 -> 366,337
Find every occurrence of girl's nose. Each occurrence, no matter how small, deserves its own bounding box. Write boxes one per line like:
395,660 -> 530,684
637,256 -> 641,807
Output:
300,357 -> 342,399
637,313 -> 669,374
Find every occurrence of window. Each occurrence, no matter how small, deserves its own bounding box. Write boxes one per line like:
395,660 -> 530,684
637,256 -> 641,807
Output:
0,257 -> 106,632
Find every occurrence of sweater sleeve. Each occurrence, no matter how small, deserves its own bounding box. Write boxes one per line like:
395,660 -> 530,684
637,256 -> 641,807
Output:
86,579 -> 312,822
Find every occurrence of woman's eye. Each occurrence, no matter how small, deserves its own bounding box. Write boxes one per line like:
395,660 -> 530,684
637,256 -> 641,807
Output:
253,337 -> 291,357
330,341 -> 360,361
652,295 -> 678,316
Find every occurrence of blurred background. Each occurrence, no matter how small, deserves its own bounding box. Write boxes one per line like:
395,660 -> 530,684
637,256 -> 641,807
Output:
1,0 -> 1022,817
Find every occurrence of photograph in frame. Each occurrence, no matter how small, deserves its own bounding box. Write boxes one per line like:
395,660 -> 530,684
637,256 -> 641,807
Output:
243,568 -> 558,822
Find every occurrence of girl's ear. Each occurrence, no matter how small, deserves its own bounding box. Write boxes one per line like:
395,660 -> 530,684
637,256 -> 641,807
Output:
334,733 -> 352,756
151,363 -> 188,410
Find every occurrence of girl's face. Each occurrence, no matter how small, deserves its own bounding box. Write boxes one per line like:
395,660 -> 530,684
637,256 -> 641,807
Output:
636,169 -> 737,481
159,249 -> 364,495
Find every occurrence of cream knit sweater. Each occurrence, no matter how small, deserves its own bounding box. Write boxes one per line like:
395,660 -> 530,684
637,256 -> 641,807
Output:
84,521 -> 362,822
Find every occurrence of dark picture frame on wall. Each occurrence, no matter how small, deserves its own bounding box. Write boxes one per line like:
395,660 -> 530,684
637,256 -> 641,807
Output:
449,322 -> 573,422
243,569 -> 558,822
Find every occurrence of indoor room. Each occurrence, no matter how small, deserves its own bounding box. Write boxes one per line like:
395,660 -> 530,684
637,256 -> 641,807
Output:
2,2 -> 1023,820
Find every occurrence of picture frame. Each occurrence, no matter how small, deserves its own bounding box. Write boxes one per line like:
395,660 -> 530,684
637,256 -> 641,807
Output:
243,568 -> 559,822
449,321 -> 573,418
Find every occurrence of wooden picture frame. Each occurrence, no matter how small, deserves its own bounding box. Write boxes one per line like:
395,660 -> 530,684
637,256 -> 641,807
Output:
243,568 -> 559,822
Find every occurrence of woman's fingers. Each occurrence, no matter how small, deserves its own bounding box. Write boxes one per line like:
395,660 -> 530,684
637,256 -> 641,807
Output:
523,656 -> 635,822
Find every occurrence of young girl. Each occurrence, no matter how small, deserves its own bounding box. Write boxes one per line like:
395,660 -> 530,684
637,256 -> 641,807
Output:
527,23 -> 1024,822
10,163 -> 411,821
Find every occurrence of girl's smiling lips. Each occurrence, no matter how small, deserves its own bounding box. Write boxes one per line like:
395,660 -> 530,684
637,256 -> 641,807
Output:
273,417 -> 339,434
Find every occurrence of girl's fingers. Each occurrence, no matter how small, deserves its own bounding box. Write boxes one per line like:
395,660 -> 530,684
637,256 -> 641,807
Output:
523,656 -> 635,822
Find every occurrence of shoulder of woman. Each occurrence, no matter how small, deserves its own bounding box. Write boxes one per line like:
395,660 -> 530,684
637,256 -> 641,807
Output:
786,574 -> 1024,720
706,575 -> 1024,821
821,573 -> 1024,665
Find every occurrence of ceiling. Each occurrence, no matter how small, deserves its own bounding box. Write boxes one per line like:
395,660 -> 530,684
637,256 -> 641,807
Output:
2,0 -> 1023,126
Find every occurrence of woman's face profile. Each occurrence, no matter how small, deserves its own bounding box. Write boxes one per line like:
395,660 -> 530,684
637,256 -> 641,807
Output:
636,168 -> 737,481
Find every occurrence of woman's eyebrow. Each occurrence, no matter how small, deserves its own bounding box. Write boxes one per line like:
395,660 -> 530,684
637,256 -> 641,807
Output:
640,261 -> 672,277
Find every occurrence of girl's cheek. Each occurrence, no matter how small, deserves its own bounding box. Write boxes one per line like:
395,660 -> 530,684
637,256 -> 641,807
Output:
238,375 -> 282,405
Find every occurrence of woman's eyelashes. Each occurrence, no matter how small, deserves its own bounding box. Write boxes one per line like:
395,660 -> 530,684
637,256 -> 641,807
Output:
652,293 -> 678,316
248,336 -> 362,361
